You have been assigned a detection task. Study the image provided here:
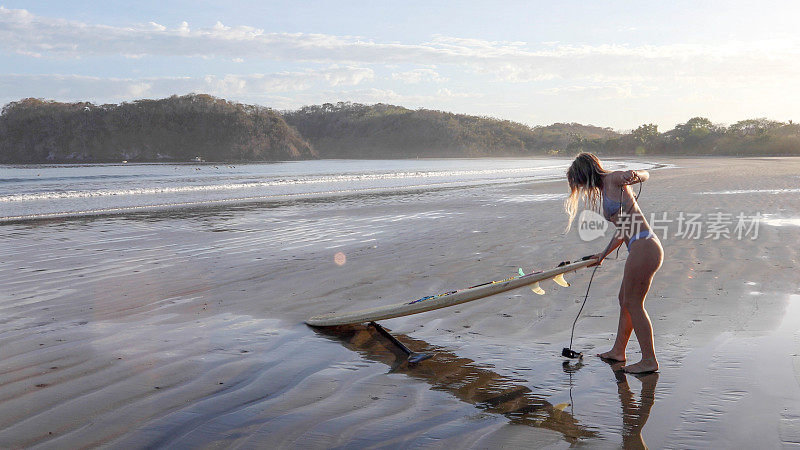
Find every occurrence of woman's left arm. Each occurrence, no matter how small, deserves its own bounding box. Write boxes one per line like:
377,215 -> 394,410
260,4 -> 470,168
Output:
588,234 -> 625,267
609,170 -> 648,187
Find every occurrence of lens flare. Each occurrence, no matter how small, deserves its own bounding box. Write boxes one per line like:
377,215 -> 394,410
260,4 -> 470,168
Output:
334,252 -> 346,266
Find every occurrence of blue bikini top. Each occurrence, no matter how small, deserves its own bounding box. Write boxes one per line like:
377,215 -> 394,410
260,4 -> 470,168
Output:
602,194 -> 623,219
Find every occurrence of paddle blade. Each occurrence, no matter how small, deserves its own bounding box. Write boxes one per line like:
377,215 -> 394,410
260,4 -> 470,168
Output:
530,282 -> 545,295
553,273 -> 570,287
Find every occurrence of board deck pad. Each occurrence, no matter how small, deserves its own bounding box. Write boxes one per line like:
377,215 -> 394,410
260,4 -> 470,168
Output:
306,259 -> 594,326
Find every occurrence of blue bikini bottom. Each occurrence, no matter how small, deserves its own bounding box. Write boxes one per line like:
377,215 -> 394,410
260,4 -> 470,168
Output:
627,230 -> 657,248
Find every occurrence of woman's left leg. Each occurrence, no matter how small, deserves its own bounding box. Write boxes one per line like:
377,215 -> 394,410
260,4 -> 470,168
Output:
621,238 -> 663,373
597,281 -> 632,361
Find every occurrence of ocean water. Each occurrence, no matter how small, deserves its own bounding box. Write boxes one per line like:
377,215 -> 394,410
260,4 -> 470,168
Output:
0,158 -> 655,221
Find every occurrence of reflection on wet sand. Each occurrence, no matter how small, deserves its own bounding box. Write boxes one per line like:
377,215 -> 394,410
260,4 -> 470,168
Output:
609,361 -> 659,449
314,324 -> 598,443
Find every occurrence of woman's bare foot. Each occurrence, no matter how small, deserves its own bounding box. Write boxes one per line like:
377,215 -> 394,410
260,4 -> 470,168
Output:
597,350 -> 626,362
622,358 -> 658,373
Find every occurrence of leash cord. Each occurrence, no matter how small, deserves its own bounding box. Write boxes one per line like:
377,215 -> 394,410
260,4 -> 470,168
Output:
568,265 -> 599,349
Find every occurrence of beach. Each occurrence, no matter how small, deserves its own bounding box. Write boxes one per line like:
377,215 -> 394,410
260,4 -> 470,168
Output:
2,156 -> 800,447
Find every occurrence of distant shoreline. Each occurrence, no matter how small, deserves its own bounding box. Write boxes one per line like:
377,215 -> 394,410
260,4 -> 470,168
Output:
4,154 -> 800,166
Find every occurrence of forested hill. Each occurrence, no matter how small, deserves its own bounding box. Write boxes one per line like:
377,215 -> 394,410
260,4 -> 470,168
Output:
0,95 -> 315,163
3,95 -> 800,163
284,104 -> 800,157
283,102 -> 618,158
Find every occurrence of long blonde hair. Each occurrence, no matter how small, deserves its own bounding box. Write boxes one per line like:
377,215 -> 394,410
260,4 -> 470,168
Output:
564,152 -> 608,232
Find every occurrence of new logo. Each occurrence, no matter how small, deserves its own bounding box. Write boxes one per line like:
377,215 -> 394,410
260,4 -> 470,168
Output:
578,209 -> 608,242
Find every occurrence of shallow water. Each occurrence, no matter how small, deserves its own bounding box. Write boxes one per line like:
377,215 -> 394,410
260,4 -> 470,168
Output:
0,158 -> 655,220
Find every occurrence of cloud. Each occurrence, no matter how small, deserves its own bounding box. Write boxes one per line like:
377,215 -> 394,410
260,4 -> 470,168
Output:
473,64 -> 558,83
0,7 -> 439,63
0,7 -> 567,65
321,66 -> 375,86
0,72 -> 483,114
391,68 -> 447,84
541,83 -> 655,101
316,87 -> 482,106
4,7 -> 800,128
4,5 -> 800,74
127,82 -> 152,97
0,67 -> 375,104
434,88 -> 479,99
4,4 -> 800,101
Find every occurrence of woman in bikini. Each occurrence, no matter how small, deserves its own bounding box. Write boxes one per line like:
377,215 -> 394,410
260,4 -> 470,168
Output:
564,153 -> 663,373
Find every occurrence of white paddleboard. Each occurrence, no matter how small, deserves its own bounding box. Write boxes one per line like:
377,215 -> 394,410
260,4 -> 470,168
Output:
306,259 -> 594,326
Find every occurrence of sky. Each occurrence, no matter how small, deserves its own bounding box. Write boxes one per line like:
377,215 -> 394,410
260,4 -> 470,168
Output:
1,0 -> 800,130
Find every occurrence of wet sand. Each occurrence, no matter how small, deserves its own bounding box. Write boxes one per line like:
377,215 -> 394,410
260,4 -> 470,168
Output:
2,157 -> 800,447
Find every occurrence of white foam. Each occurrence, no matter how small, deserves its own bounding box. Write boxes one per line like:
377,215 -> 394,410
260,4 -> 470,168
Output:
0,167 -> 564,203
496,193 -> 566,203
761,214 -> 800,227
0,159 -> 670,220
697,188 -> 800,195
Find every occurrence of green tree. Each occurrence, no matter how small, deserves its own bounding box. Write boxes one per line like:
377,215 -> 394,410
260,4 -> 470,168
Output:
631,123 -> 659,155
0,95 -> 315,163
728,118 -> 784,136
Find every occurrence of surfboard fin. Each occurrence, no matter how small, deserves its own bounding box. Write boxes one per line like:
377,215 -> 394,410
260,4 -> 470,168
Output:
553,273 -> 570,287
368,322 -> 432,365
530,282 -> 545,295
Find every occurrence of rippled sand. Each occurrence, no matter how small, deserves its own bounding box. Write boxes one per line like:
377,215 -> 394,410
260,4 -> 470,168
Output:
2,157 -> 800,447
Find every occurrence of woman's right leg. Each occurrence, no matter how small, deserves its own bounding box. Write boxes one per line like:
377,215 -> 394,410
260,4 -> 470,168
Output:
621,238 -> 663,373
